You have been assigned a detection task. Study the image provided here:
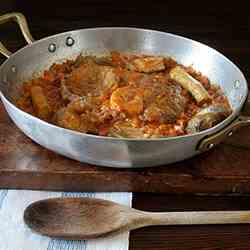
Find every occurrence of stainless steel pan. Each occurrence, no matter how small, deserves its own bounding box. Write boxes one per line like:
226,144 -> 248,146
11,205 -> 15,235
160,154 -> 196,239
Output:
0,12 -> 249,168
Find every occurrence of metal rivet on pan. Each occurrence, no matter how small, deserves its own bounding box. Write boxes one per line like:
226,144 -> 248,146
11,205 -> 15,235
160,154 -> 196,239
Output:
234,80 -> 240,89
11,65 -> 17,73
207,143 -> 214,149
228,131 -> 233,137
66,37 -> 75,47
48,43 -> 56,53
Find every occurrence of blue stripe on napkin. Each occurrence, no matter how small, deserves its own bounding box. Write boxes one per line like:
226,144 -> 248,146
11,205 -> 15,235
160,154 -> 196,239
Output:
47,239 -> 86,250
0,190 -> 8,209
62,192 -> 95,198
47,192 -> 94,250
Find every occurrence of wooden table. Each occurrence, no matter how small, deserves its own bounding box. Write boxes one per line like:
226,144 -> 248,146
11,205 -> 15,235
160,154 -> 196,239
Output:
1,1 -> 250,249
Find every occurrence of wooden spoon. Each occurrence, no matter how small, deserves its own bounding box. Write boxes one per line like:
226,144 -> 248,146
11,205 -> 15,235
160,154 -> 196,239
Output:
24,197 -> 250,239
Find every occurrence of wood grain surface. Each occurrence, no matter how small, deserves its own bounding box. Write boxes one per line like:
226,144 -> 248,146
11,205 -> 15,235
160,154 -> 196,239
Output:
1,1 -> 250,249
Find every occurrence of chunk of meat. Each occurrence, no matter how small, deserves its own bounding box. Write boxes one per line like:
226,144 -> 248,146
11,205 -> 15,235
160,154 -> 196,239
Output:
62,61 -> 99,98
132,56 -> 165,73
30,86 -> 52,120
61,59 -> 119,101
142,83 -> 188,123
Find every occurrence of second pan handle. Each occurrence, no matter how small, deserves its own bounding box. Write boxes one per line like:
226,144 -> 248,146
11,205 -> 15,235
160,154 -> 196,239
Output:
198,115 -> 250,152
0,12 -> 35,58
198,93 -> 250,152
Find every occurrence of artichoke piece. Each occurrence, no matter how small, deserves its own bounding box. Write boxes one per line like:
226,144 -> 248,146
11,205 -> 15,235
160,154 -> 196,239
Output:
170,66 -> 211,105
186,105 -> 231,134
30,86 -> 52,120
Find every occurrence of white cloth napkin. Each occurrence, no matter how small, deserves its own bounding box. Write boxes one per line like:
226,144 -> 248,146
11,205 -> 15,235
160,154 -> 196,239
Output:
0,190 -> 132,250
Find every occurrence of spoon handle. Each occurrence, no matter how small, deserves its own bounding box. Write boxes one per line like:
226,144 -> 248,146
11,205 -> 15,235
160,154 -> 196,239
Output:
146,211 -> 250,225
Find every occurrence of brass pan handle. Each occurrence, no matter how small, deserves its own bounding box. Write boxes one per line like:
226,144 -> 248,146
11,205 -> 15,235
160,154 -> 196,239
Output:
0,12 -> 34,58
198,93 -> 250,152
198,115 -> 250,152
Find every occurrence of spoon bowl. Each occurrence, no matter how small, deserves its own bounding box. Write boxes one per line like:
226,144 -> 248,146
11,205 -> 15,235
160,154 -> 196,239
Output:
24,197 -> 147,239
24,197 -> 250,239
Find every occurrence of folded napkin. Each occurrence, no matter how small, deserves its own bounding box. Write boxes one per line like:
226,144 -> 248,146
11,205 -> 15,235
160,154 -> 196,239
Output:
0,190 -> 132,250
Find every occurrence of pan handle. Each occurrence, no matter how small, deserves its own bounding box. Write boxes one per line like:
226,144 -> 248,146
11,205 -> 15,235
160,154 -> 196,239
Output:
198,92 -> 250,152
198,115 -> 250,152
0,12 -> 34,58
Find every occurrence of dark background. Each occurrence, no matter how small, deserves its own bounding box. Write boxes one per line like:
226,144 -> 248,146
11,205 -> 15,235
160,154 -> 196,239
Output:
0,1 -> 250,79
1,1 -> 250,249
